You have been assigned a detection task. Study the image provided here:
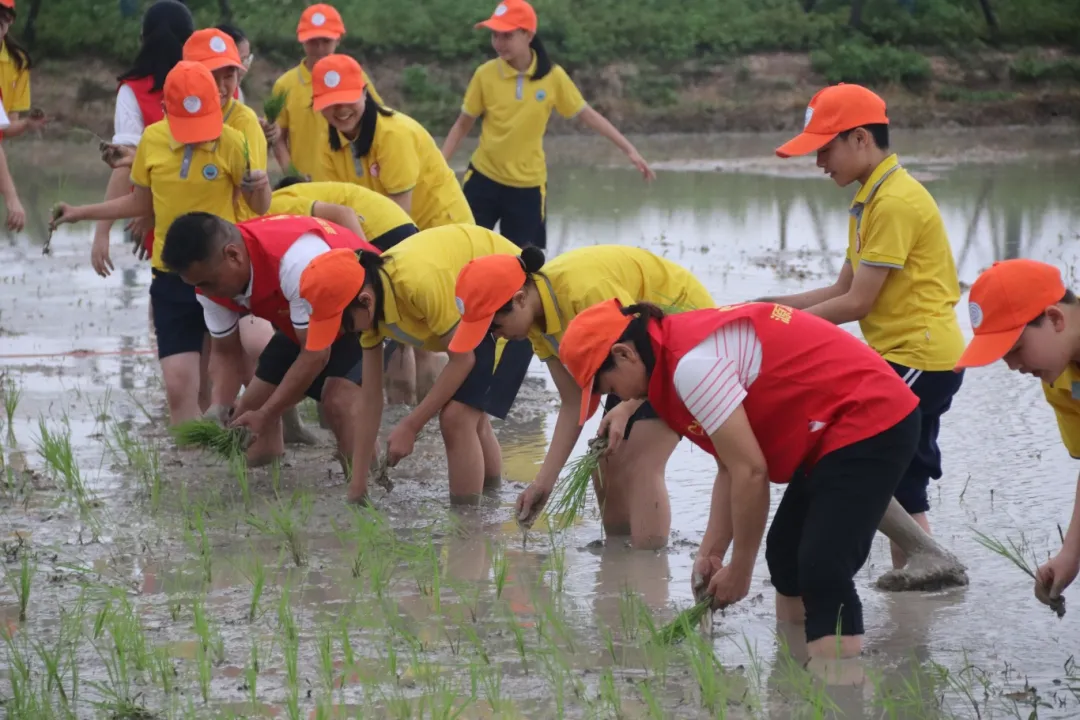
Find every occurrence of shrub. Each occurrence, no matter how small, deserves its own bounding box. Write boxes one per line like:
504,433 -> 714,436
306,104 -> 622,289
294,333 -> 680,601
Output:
811,42 -> 932,88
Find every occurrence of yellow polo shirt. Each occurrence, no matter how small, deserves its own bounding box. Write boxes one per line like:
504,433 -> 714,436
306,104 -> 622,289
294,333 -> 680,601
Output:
318,108 -> 473,231
272,61 -> 382,179
130,120 -> 248,271
0,42 -> 30,114
462,54 -> 587,188
1045,365 -> 1080,459
223,98 -> 267,172
846,154 -> 964,371
360,224 -> 519,352
269,181 -> 414,242
525,245 -> 715,361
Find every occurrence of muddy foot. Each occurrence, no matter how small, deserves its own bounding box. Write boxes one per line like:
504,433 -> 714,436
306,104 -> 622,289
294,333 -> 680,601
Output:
875,552 -> 970,592
247,451 -> 284,468
283,407 -> 319,445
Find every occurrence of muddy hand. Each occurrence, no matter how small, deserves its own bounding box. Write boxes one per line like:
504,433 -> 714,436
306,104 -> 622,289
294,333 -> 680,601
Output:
386,422 -> 417,467
1034,579 -> 1067,618
49,202 -> 77,231
201,404 -> 232,427
371,446 -> 394,492
516,482 -> 551,527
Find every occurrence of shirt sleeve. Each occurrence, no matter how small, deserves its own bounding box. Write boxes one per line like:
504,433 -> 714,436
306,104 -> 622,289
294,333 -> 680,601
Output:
9,67 -> 30,114
279,234 -> 332,330
112,85 -> 145,147
529,329 -> 555,361
553,66 -> 588,119
130,133 -> 152,187
858,196 -> 921,269
222,130 -> 249,187
197,293 -> 241,338
672,320 -> 762,435
374,125 -> 421,196
462,68 -> 484,118
268,193 -> 314,217
1044,383 -> 1080,459
360,329 -> 383,349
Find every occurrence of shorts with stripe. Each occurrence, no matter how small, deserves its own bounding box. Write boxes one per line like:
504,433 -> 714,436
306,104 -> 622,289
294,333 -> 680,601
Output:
887,362 -> 965,514
462,165 -> 546,249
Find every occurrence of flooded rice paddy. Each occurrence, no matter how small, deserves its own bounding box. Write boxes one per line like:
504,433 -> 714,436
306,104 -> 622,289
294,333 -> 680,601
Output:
2,128 -> 1080,718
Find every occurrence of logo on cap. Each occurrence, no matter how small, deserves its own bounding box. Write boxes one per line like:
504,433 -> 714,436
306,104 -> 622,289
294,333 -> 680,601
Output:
209,36 -> 228,53
494,3 -> 508,16
183,96 -> 202,114
202,163 -> 219,181
455,296 -> 465,314
323,70 -> 341,88
969,301 -> 984,329
804,106 -> 814,129
312,12 -> 326,26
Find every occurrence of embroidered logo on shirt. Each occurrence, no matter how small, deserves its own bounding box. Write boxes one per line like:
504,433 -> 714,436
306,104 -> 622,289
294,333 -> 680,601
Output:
769,304 -> 792,324
535,89 -> 547,101
968,302 -> 984,330
687,421 -> 704,436
202,164 -> 220,181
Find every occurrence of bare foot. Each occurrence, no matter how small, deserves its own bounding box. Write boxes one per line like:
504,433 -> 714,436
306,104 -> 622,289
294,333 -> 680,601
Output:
282,406 -> 319,445
346,480 -> 369,505
876,551 -> 969,591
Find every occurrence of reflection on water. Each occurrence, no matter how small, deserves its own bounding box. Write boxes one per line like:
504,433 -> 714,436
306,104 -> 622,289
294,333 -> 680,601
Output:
2,132 -> 1080,718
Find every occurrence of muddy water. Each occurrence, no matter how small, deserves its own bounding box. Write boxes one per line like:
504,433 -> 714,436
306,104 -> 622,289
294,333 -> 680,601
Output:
2,128 -> 1080,719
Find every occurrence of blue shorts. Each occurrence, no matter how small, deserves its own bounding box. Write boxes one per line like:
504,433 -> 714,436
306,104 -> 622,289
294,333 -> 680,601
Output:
150,270 -> 206,359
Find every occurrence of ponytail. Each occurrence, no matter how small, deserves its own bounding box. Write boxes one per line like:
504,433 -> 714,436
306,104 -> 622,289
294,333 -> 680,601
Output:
117,0 -> 194,92
596,303 -> 663,377
0,7 -> 32,72
529,34 -> 552,81
495,245 -> 547,315
344,250 -> 388,331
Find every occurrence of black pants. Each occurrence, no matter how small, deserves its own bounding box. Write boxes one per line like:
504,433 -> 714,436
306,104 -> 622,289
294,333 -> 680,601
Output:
150,270 -> 207,359
603,393 -> 660,437
887,362 -> 964,514
462,165 -> 546,249
765,409 -> 920,642
255,331 -> 362,401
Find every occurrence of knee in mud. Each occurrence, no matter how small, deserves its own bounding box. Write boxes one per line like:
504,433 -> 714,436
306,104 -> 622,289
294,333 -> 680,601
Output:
319,385 -> 353,427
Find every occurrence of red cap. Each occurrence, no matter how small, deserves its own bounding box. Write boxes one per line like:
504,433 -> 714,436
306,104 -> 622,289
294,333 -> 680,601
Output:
163,61 -> 224,144
955,259 -> 1067,369
476,0 -> 537,33
298,249 -> 367,351
311,54 -> 366,112
775,84 -> 889,158
448,254 -> 527,353
183,29 -> 244,73
298,4 -> 346,42
0,0 -> 15,10
560,300 -> 632,425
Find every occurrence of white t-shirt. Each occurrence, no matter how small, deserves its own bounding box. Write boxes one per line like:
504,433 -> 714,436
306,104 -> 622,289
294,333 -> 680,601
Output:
197,234 -> 332,338
112,84 -> 146,147
672,319 -> 763,436
0,103 -> 10,132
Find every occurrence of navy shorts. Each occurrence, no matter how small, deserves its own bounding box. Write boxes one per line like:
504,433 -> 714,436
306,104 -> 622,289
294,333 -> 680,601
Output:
452,335 -> 532,419
887,362 -> 965,514
370,223 -> 418,252
255,330 -> 362,401
150,270 -> 207,359
603,393 -> 661,437
462,165 -> 546,249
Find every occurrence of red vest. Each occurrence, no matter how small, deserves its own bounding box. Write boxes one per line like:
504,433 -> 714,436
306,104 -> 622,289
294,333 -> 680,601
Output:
199,215 -> 378,344
647,303 -> 919,484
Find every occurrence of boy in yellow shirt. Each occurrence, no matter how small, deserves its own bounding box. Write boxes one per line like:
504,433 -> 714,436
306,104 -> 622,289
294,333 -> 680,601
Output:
264,3 -> 381,178
51,61 -> 271,425
765,84 -> 965,569
955,259 -> 1080,611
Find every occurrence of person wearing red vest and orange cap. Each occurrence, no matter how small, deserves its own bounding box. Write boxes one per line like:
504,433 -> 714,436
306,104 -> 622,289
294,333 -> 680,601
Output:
160,212 -> 377,467
559,299 -> 921,661
765,83 -> 965,572
955,259 -> 1080,611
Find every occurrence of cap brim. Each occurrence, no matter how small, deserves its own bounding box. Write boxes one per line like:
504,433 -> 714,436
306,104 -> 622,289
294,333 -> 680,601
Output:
447,317 -> 493,353
475,18 -> 523,32
298,29 -> 343,42
577,376 -> 602,426
954,326 -> 1023,370
167,114 -> 223,145
775,131 -> 838,159
312,89 -> 364,112
199,57 -> 245,72
305,316 -> 343,352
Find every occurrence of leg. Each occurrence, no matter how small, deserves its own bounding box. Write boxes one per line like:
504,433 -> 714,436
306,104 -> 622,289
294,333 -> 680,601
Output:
308,334 -> 366,474
477,415 -> 502,490
874,498 -> 969,591
237,315 -> 275,384
414,349 -> 447,404
765,471 -> 811,625
198,333 -> 212,413
439,401 -> 487,503
159,353 -> 204,425
384,342 -> 416,406
149,271 -> 211,425
461,165 -> 502,231
497,182 -> 546,249
235,378 -> 285,465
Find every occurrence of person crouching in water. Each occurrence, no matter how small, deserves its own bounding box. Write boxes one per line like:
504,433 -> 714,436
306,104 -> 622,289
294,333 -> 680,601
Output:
559,299 -> 920,664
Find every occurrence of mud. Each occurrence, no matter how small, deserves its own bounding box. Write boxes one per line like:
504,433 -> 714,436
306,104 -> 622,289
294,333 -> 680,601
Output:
2,131 -> 1080,718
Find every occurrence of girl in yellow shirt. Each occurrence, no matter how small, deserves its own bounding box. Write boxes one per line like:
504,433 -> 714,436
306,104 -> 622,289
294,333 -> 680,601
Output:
450,245 -> 715,548
441,0 -> 654,249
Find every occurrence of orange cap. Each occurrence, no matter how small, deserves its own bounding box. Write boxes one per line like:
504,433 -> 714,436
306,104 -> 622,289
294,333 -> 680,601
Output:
298,248 -> 367,351
775,84 -> 889,158
476,0 -> 537,33
447,255 -> 526,353
298,4 -> 345,42
163,61 -> 224,145
0,0 -> 15,10
312,54 -> 366,112
560,300 -> 632,425
955,259 -> 1067,369
183,28 -> 244,73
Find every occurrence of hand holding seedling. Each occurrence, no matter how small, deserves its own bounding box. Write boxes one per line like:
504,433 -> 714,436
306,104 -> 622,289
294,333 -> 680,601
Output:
692,554 -> 724,602
260,119 -> 282,146
7,198 -> 26,232
1035,551 -> 1076,618
597,401 -> 635,455
516,481 -> 552,526
201,404 -> 233,428
701,561 -> 751,610
386,422 -> 417,467
99,142 -> 135,169
241,169 -> 269,194
231,407 -> 270,439
49,202 -> 77,231
26,108 -> 47,132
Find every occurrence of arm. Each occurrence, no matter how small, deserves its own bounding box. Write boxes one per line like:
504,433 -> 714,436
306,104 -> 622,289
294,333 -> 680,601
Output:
208,332 -> 247,408
241,176 -> 272,215
398,339 -> 475,438
0,145 -> 23,216
759,261 -> 854,310
63,184 -> 154,223
257,327 -> 330,420
272,127 -> 292,174
94,167 -> 140,240
311,201 -> 366,240
577,106 -> 654,180
532,358 -> 589,489
441,113 -> 477,163
801,263 -> 890,325
698,466 -> 734,561
350,343 -> 385,499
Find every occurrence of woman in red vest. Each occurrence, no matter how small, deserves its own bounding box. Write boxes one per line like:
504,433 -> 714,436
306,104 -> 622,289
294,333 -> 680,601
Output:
560,299 -> 921,661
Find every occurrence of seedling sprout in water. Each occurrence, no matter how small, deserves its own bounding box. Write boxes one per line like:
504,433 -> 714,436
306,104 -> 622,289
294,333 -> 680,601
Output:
973,527 -> 1066,617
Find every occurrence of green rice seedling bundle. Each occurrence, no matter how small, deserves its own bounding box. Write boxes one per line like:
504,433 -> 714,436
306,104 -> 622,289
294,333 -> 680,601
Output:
973,528 -> 1065,617
654,597 -> 713,645
541,435 -> 608,530
170,419 -> 248,460
263,90 -> 289,125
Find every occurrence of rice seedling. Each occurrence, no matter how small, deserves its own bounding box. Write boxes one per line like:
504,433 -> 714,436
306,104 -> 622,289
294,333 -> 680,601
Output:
541,436 -> 607,530
236,548 -> 266,622
245,640 -> 260,707
318,626 -> 336,694
151,645 -> 175,696
684,628 -> 726,712
3,374 -> 20,439
654,597 -> 713,645
543,536 -> 568,594
231,453 -> 251,509
108,421 -> 163,512
973,527 -> 1065,617
503,606 -> 529,674
186,503 -> 213,585
491,541 -> 509,599
171,418 -> 249,460
263,89 -> 289,125
599,667 -> 623,717
1,629 -> 36,717
638,679 -> 665,719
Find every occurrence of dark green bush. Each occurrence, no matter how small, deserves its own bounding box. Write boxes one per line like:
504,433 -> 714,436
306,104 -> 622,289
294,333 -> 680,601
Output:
811,42 -> 932,87
1009,51 -> 1080,83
